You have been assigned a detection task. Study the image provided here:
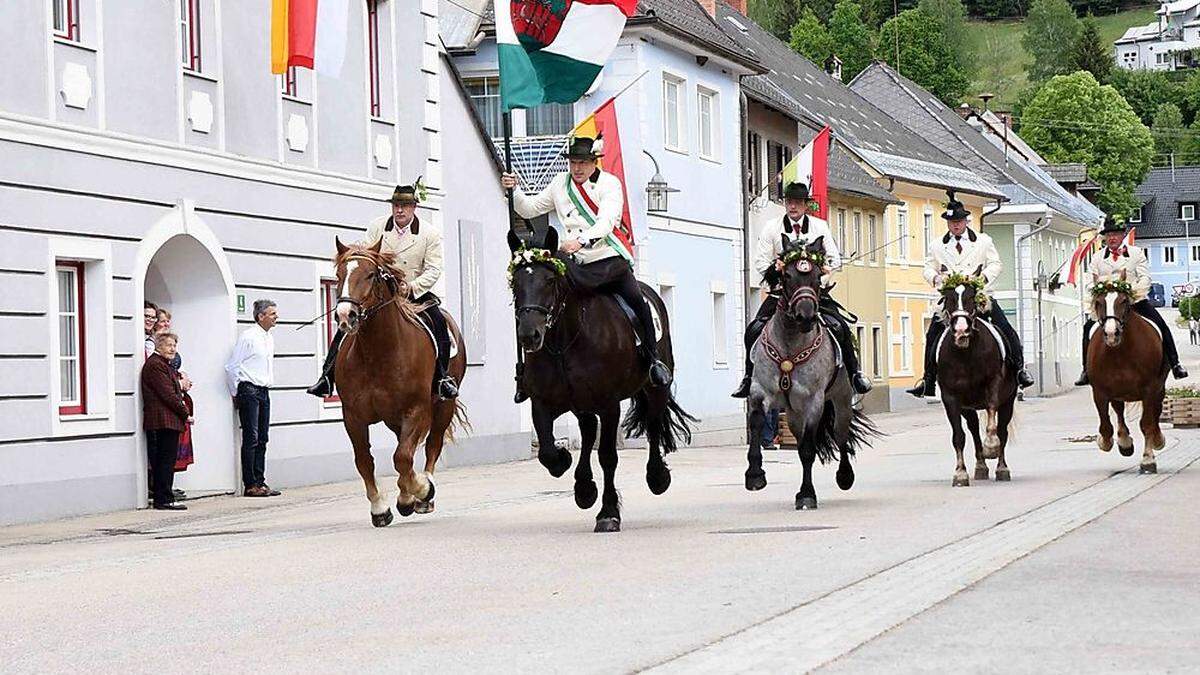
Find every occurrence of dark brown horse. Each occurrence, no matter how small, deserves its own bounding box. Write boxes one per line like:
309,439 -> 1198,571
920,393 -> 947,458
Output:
1086,272 -> 1167,473
332,239 -> 467,526
508,227 -> 694,532
936,268 -> 1017,486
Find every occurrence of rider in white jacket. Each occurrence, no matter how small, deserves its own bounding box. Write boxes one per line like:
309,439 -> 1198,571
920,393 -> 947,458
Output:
908,198 -> 1034,398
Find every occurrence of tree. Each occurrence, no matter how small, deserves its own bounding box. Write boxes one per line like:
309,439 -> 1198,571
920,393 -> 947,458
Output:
829,0 -> 876,80
1071,15 -> 1112,84
1151,103 -> 1186,161
750,0 -> 835,37
877,9 -> 971,104
1177,69 -> 1200,125
789,7 -> 835,65
1108,68 -> 1181,127
1010,81 -> 1045,133
1021,0 -> 1080,82
966,0 -> 1023,20
918,0 -> 975,78
1021,72 -> 1154,215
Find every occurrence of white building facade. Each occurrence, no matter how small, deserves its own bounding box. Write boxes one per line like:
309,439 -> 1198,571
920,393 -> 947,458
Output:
1115,0 -> 1200,71
0,0 -> 529,525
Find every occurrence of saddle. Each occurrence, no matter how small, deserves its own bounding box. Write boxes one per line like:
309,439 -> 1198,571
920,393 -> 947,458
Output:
414,305 -> 459,361
611,291 -> 663,347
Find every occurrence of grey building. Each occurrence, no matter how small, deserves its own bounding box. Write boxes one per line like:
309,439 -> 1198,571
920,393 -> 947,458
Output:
0,0 -> 526,525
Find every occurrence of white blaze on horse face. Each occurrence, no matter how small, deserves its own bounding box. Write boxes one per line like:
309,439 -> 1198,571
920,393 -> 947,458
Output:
335,259 -> 363,324
953,285 -> 969,334
1104,292 -> 1118,336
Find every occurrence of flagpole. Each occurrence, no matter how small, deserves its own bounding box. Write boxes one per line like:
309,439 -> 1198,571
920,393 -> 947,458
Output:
503,110 -> 515,231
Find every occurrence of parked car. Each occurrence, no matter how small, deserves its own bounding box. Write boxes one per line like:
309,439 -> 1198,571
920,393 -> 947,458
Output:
1149,283 -> 1166,308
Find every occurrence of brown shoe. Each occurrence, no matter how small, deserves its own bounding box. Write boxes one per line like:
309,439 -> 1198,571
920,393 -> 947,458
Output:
244,485 -> 270,497
260,484 -> 281,497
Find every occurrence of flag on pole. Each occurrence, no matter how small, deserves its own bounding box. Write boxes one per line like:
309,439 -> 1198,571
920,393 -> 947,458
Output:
781,126 -> 831,219
495,0 -> 638,112
1122,227 -> 1137,248
572,95 -> 635,260
271,0 -> 350,76
1067,233 -> 1099,286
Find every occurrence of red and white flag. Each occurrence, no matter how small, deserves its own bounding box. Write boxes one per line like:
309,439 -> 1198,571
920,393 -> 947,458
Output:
782,125 -> 831,219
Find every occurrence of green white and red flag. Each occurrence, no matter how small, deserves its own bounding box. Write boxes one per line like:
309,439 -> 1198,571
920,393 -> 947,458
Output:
495,0 -> 638,112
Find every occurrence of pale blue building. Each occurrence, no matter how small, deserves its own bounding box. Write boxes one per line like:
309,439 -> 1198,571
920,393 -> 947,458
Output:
1132,166 -> 1200,302
444,0 -> 764,442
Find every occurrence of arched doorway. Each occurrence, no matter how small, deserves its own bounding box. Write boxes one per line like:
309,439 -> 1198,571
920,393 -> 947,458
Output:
135,203 -> 238,501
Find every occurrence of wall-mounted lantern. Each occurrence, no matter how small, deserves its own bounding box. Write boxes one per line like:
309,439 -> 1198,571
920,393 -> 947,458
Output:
643,150 -> 679,214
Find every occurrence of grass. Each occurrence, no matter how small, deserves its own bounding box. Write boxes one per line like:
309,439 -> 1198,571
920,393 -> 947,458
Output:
965,6 -> 1160,109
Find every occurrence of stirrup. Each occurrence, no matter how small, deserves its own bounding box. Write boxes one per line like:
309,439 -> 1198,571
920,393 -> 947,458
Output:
649,360 -> 673,387
436,377 -> 459,401
1173,364 -> 1189,379
731,375 -> 751,399
1074,371 -> 1089,387
306,376 -> 333,398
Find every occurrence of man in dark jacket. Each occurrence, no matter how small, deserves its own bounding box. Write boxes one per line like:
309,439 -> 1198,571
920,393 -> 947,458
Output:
142,333 -> 191,510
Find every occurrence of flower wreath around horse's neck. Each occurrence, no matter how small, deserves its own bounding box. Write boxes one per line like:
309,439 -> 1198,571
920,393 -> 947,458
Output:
939,272 -> 992,313
779,246 -> 826,270
507,247 -> 567,288
1090,279 -> 1133,299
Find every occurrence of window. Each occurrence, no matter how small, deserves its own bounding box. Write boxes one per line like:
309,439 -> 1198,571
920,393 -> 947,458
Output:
465,77 -> 502,139
855,326 -> 865,363
897,209 -> 910,259
527,102 -> 574,136
837,209 -> 847,252
900,315 -> 913,372
180,0 -> 201,72
923,212 -> 934,256
712,291 -> 727,365
659,284 -> 675,323
281,65 -> 298,97
1130,206 -> 1143,223
852,212 -> 863,261
663,74 -> 686,151
871,326 -> 882,377
747,131 -> 763,196
1165,246 -> 1177,264
53,0 -> 80,41
767,142 -> 791,200
56,262 -> 86,415
367,0 -> 382,117
697,87 -> 720,160
869,214 -> 879,262
319,279 -> 340,402
1182,203 -> 1195,221
1191,244 -> 1200,263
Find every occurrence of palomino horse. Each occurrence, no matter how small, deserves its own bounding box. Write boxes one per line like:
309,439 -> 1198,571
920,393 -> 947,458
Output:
332,239 -> 467,526
744,236 -> 876,510
508,227 -> 694,532
936,267 -> 1017,486
1086,272 -> 1167,473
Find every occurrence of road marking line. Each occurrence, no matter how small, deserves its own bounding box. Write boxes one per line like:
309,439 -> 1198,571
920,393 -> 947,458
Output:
645,441 -> 1200,674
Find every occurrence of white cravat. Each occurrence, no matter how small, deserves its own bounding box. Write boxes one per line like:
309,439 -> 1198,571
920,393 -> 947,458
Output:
225,324 -> 275,395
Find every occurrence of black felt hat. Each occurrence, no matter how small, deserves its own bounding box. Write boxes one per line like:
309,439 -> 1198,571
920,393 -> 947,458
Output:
941,199 -> 970,221
783,181 -> 810,201
1099,215 -> 1126,234
562,136 -> 603,160
390,184 -> 420,205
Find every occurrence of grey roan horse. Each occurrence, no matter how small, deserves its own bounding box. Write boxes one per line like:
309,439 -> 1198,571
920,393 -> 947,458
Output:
745,236 -> 877,509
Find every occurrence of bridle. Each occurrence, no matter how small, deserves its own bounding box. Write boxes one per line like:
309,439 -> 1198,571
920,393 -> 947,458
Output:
513,263 -> 568,333
338,253 -> 405,326
1096,293 -> 1130,335
944,287 -> 979,336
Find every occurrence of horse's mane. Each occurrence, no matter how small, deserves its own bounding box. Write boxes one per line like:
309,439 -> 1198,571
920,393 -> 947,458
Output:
335,245 -> 422,325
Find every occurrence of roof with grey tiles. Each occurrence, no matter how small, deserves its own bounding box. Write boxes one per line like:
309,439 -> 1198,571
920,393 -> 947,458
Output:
1134,166 -> 1200,238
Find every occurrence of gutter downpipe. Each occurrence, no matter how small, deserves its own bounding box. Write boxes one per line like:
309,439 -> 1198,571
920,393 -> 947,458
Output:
739,89 -> 752,371
1016,213 -> 1051,397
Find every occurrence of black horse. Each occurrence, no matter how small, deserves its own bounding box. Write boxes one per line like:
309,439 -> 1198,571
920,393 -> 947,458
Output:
508,227 -> 695,532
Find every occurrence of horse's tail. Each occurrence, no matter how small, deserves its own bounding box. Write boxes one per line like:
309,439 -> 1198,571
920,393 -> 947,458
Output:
622,387 -> 698,454
445,401 -> 472,445
811,400 -> 881,464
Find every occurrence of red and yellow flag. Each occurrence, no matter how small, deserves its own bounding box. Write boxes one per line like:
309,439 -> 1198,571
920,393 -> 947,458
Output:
572,95 -> 635,260
271,0 -> 349,76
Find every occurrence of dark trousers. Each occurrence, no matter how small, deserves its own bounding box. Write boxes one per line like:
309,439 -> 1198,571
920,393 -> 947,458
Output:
742,293 -> 862,381
146,429 -> 180,506
922,302 -> 1024,376
1080,299 -> 1179,368
414,293 -> 452,384
236,382 -> 270,488
762,409 -> 779,444
593,265 -> 659,359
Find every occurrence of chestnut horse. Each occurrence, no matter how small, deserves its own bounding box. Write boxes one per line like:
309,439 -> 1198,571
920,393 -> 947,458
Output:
1086,272 -> 1167,473
332,239 -> 467,526
936,267 -> 1018,486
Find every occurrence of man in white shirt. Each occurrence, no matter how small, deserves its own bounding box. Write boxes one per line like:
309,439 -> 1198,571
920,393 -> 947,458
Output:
225,299 -> 279,498
732,180 -> 872,398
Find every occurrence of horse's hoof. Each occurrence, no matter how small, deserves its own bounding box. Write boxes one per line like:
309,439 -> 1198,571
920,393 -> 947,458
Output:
646,466 -> 671,495
836,465 -> 855,491
1118,443 -> 1135,458
995,468 -> 1011,482
745,470 -> 767,492
1098,438 -> 1113,453
952,475 -> 970,487
974,466 -> 990,480
541,447 -> 573,478
371,509 -> 394,528
574,480 -> 598,509
421,476 -> 437,503
795,495 -> 818,510
594,517 -> 621,533
414,500 -> 435,514
1139,462 -> 1158,474
397,501 -> 415,517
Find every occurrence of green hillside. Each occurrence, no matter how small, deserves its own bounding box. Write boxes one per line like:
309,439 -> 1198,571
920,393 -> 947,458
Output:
967,6 -> 1158,109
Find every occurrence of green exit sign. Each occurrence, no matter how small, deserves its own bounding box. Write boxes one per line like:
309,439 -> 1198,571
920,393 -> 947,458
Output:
237,294 -> 246,314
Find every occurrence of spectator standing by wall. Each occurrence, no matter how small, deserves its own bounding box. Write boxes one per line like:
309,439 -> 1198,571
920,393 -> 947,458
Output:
143,302 -> 159,358
226,300 -> 279,498
141,333 -> 191,510
1190,318 -> 1198,346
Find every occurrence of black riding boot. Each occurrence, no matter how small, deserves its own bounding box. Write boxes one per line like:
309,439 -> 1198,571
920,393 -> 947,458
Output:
307,330 -> 345,397
616,276 -> 672,388
824,312 -> 872,395
1075,319 -> 1095,386
733,297 -> 777,398
907,320 -> 943,398
988,304 -> 1034,389
418,302 -> 459,401
1134,300 -> 1188,379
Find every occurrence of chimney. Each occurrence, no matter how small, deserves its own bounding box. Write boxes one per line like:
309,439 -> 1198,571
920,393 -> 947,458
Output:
824,54 -> 843,82
725,0 -> 748,14
699,0 -> 717,16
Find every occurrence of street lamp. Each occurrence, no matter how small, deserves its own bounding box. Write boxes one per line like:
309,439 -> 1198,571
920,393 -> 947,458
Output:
643,150 -> 678,214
